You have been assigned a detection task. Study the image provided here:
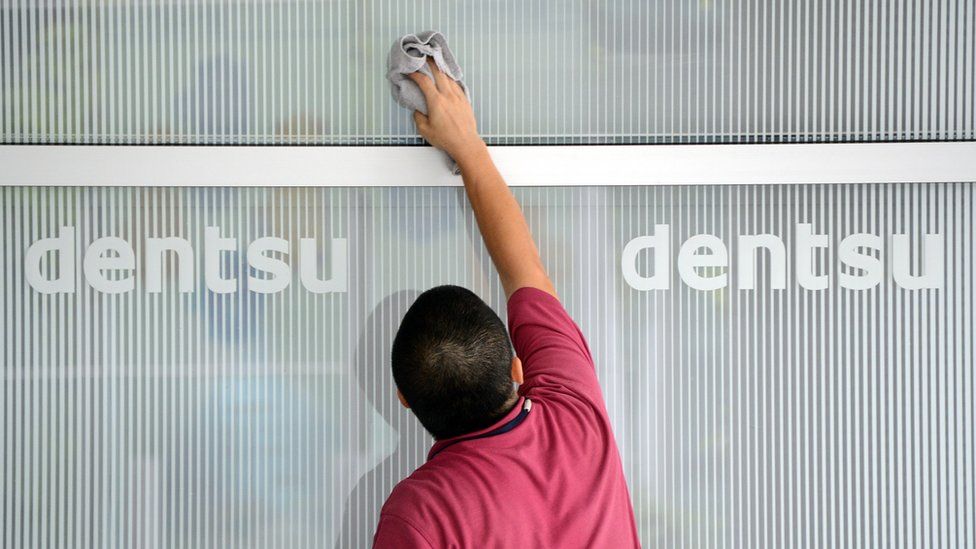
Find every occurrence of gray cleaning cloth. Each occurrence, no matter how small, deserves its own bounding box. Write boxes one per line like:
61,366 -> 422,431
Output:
387,31 -> 469,174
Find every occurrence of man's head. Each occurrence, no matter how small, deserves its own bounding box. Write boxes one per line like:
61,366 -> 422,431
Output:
391,285 -> 522,440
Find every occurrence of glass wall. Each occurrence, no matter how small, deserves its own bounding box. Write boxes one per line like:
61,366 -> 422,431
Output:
1,0 -> 973,145
2,0 -> 975,547
2,184 -> 973,547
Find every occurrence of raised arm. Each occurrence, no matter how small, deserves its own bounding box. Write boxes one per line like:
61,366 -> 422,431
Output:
408,61 -> 556,299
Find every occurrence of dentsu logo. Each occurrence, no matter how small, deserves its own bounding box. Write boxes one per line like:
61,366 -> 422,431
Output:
25,226 -> 347,294
24,223 -> 943,294
622,223 -> 943,291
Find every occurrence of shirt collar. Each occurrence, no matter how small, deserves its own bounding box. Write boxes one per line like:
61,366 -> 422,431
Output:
427,396 -> 527,461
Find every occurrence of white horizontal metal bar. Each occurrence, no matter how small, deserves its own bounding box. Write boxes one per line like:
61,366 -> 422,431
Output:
1,143 -> 974,187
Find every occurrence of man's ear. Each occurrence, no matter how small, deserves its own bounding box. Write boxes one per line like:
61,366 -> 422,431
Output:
397,389 -> 410,409
511,356 -> 524,385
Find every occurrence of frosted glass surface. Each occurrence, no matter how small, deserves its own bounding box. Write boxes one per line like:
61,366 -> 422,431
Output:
1,0 -> 974,145
2,184 -> 974,547
2,0 -> 975,546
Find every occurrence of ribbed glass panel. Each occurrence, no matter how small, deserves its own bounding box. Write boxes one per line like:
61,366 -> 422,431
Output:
1,184 -> 973,548
1,0 -> 973,145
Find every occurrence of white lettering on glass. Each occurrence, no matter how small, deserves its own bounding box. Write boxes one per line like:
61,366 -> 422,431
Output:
622,224 -> 943,292
25,226 -> 349,295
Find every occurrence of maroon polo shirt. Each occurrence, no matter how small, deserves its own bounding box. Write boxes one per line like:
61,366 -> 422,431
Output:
373,287 -> 639,548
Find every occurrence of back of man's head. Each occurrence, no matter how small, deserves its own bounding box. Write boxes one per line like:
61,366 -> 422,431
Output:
391,285 -> 516,440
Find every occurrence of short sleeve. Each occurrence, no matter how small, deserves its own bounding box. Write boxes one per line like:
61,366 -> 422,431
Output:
506,287 -> 605,406
372,514 -> 434,548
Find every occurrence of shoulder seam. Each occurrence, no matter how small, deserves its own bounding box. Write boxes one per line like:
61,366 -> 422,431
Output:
379,512 -> 436,548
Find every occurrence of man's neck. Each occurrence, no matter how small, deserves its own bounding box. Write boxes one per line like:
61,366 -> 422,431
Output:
494,391 -> 521,419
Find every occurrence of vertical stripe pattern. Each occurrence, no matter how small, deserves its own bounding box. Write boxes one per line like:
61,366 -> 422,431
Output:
0,0 -> 974,145
1,183 -> 973,547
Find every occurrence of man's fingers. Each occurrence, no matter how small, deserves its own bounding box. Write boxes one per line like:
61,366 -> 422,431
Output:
453,81 -> 467,100
407,71 -> 437,102
426,58 -> 454,94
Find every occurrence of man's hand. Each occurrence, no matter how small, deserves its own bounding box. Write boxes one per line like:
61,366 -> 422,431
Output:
408,60 -> 487,166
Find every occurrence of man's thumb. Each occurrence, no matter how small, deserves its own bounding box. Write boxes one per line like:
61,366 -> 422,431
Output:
413,110 -> 429,131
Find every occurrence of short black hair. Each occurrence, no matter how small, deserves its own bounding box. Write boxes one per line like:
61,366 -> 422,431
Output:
391,285 -> 516,440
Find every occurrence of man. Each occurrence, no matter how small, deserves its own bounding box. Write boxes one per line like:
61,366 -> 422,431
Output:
372,60 -> 640,548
